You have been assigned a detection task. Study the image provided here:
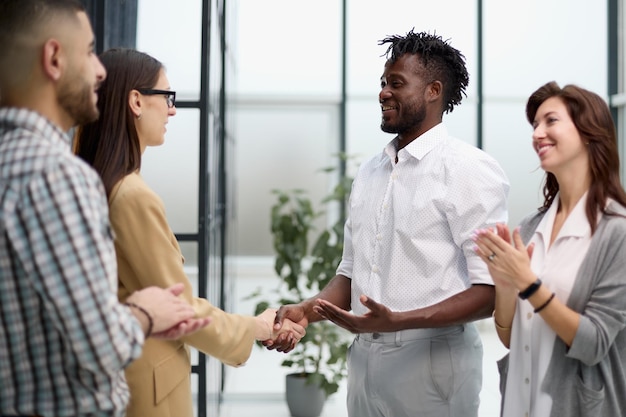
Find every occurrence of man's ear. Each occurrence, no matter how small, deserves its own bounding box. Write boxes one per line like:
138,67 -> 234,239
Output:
42,38 -> 64,82
426,80 -> 443,102
128,89 -> 142,118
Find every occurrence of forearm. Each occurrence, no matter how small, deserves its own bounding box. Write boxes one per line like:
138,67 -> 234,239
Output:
302,274 -> 352,323
254,309 -> 274,340
396,284 -> 495,329
183,302 -> 256,366
124,300 -> 154,337
526,284 -> 579,347
494,286 -> 517,348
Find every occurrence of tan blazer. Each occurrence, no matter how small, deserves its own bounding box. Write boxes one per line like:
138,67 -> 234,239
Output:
109,173 -> 257,417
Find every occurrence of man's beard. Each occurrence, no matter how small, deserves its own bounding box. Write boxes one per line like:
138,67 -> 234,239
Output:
58,75 -> 99,126
380,101 -> 426,135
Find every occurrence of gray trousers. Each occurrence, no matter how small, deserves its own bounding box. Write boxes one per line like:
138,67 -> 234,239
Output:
346,324 -> 483,417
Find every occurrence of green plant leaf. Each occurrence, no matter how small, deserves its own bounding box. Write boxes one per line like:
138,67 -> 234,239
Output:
246,154 -> 358,399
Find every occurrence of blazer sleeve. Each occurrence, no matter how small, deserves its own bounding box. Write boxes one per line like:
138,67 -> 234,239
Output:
109,175 -> 256,367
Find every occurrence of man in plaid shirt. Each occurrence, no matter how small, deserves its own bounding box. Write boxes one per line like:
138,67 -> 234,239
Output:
0,1 -> 210,416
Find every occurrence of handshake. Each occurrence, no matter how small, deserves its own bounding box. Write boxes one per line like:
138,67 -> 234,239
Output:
255,308 -> 306,351
124,284 -> 306,348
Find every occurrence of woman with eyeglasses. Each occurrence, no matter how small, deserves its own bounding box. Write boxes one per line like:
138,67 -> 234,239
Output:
74,48 -> 305,417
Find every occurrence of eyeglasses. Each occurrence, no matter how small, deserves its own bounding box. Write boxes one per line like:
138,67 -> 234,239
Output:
137,88 -> 176,108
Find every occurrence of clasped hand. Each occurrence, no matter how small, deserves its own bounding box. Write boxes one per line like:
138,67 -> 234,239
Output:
126,283 -> 212,340
257,308 -> 306,352
263,295 -> 397,353
472,223 -> 536,292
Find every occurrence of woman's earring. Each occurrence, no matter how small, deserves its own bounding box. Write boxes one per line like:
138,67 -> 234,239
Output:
137,114 -> 142,120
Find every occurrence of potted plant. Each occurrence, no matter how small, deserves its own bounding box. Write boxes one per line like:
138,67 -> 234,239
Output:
247,155 -> 355,417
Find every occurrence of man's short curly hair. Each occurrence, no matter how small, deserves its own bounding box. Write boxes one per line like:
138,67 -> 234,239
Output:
379,29 -> 469,114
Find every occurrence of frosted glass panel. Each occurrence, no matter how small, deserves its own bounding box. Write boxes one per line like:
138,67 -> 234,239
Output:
179,241 -> 198,271
136,0 -> 202,101
235,0 -> 342,96
134,0 -> 612,257
141,109 -> 200,234
233,103 -> 339,256
345,99 -> 389,171
483,0 -> 606,99
483,102 -> 544,227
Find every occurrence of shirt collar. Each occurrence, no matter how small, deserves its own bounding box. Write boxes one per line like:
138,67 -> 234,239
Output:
0,107 -> 73,148
384,123 -> 447,162
535,191 -> 592,244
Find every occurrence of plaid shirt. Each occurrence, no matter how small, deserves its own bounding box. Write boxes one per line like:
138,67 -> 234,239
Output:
0,108 -> 144,417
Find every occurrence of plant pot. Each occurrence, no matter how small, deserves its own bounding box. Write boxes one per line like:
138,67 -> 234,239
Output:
285,372 -> 327,417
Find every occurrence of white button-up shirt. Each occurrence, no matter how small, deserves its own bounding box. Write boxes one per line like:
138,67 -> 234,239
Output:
337,123 -> 509,314
503,193 -> 593,417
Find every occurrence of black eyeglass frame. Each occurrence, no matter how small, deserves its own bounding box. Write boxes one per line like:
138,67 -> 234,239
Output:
136,88 -> 176,108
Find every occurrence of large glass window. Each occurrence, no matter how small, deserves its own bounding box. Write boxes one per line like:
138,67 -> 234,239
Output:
133,2 -> 614,411
232,0 -> 609,259
137,0 -> 203,101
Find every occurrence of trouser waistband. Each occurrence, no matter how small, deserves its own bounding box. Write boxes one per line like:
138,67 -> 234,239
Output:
357,324 -> 465,344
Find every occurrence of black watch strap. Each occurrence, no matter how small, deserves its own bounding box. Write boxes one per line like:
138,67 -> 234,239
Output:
518,278 -> 542,300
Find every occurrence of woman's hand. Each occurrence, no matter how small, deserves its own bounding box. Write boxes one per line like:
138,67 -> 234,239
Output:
473,224 -> 536,292
255,308 -> 306,352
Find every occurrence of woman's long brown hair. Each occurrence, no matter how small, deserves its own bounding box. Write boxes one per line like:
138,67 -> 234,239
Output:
74,48 -> 163,198
526,81 -> 626,234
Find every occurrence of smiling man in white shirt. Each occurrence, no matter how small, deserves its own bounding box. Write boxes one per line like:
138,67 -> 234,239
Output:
269,29 -> 509,417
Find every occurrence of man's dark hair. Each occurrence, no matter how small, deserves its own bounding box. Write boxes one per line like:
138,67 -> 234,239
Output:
379,29 -> 469,114
0,0 -> 85,92
0,0 -> 85,43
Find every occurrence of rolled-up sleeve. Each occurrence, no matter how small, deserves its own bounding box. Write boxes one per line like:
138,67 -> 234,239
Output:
446,150 -> 510,286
